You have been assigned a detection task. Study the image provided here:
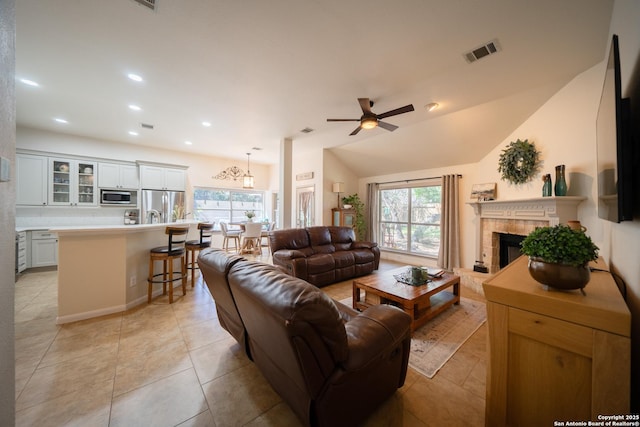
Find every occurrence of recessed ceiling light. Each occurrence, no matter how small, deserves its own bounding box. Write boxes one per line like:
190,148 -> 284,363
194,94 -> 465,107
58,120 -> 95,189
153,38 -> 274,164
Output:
128,131 -> 139,136
53,118 -> 68,124
20,78 -> 40,87
184,140 -> 193,145
128,104 -> 142,111
202,121 -> 211,127
425,102 -> 439,112
127,73 -> 143,82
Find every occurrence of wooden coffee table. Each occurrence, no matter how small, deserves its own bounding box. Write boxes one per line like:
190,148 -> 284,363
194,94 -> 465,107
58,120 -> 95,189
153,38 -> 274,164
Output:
352,266 -> 460,333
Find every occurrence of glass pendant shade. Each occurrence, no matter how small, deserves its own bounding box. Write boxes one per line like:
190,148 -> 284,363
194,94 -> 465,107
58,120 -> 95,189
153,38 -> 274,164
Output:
243,152 -> 254,189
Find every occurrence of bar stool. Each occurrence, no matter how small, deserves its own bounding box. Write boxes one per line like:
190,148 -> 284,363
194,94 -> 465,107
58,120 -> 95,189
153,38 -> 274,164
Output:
185,222 -> 214,286
220,221 -> 241,252
147,226 -> 189,304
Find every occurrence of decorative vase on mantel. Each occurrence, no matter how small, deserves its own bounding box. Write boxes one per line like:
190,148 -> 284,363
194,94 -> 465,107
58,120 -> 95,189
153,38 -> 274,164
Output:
542,174 -> 552,197
554,165 -> 567,196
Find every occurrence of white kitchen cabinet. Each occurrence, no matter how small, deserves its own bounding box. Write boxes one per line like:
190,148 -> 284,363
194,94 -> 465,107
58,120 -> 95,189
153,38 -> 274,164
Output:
140,165 -> 186,191
16,154 -> 48,206
98,162 -> 139,189
49,158 -> 98,206
31,230 -> 58,268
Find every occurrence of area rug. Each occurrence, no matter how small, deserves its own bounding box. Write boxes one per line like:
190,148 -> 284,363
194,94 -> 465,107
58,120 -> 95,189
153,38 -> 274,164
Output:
339,296 -> 486,378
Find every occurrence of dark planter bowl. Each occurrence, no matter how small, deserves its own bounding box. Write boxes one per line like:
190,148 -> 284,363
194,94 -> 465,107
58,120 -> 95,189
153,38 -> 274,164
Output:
527,257 -> 591,290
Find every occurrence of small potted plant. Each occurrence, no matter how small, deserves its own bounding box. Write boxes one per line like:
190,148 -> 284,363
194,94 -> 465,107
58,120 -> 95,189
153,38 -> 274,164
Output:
520,224 -> 599,291
341,194 -> 366,240
244,210 -> 255,222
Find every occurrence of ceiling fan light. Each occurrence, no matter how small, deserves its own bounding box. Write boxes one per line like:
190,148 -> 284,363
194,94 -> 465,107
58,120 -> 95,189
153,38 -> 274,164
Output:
361,117 -> 378,129
425,102 -> 439,112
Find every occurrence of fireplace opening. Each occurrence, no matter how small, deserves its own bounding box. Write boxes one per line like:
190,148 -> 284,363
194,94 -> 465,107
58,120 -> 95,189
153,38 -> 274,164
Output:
499,233 -> 526,269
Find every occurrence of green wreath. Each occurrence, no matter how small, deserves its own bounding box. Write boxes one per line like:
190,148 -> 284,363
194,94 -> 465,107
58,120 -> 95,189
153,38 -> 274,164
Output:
497,139 -> 540,184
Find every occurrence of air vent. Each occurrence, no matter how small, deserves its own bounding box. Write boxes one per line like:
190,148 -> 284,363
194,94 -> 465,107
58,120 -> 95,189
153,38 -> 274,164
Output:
300,127 -> 314,134
132,0 -> 156,11
464,39 -> 500,63
141,123 -> 154,129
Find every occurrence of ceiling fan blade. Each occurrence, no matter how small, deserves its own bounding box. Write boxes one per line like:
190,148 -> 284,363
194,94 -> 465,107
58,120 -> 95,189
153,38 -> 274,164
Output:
358,98 -> 373,114
377,104 -> 415,120
378,121 -> 399,132
327,118 -> 360,122
349,126 -> 363,136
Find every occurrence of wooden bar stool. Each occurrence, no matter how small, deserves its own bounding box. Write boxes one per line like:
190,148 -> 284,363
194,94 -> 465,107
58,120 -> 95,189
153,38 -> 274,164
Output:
147,226 -> 189,303
185,222 -> 214,286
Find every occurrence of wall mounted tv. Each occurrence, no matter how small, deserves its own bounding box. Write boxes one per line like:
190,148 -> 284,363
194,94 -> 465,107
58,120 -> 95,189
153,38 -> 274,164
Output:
596,34 -> 634,222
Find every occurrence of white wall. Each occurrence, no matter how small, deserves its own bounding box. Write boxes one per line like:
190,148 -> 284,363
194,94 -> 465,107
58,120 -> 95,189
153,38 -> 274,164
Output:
0,0 -> 16,424
290,139 -> 324,227
322,150 -> 359,225
475,65 -> 603,243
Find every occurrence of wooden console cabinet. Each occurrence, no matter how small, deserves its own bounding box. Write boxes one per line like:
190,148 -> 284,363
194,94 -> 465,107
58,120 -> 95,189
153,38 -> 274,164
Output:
483,256 -> 630,426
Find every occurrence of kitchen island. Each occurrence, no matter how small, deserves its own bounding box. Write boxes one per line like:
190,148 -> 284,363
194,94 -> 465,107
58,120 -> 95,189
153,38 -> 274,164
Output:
51,222 -> 199,324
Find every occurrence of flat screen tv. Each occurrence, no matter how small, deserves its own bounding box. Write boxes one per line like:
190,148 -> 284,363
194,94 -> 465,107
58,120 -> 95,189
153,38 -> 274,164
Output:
596,34 -> 634,222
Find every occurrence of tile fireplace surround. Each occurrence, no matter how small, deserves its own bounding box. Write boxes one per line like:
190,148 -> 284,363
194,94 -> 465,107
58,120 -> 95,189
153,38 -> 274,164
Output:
467,196 -> 586,274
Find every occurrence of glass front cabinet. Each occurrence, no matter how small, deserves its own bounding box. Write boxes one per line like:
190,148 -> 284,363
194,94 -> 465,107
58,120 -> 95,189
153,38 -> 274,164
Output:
332,208 -> 356,228
49,158 -> 98,206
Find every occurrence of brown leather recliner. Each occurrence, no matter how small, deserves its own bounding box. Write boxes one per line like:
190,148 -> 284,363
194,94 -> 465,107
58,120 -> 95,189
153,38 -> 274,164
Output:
197,249 -> 251,358
269,226 -> 381,287
225,256 -> 412,427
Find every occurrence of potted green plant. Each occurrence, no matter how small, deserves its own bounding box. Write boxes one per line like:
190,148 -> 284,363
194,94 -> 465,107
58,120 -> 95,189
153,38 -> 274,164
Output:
244,210 -> 255,222
520,224 -> 599,291
341,194 -> 366,240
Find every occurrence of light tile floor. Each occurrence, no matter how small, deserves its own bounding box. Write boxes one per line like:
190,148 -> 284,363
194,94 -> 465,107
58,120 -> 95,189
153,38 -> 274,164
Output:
14,253 -> 487,426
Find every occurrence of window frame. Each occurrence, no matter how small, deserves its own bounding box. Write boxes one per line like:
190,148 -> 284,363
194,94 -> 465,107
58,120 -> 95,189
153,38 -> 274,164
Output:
377,179 -> 442,258
193,187 -> 265,229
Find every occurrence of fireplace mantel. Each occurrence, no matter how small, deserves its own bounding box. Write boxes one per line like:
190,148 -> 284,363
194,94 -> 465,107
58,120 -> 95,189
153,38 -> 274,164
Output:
467,196 -> 586,223
467,196 -> 586,273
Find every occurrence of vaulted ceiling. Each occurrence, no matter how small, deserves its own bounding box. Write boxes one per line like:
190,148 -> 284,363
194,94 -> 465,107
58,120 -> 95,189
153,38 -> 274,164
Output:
16,0 -> 613,176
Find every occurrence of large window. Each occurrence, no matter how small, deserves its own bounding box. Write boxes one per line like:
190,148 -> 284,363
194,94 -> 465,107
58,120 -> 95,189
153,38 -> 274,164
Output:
193,187 -> 264,228
378,184 -> 441,257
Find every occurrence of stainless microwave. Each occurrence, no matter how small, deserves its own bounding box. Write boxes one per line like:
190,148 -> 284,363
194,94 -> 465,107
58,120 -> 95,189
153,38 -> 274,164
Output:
101,190 -> 133,205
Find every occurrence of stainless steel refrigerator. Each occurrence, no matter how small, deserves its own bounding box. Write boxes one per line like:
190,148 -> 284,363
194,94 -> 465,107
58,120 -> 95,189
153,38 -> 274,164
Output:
141,190 -> 186,224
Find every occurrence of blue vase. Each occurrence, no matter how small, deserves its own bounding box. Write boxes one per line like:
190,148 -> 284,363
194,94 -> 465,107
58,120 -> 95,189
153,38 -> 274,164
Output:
554,165 -> 567,196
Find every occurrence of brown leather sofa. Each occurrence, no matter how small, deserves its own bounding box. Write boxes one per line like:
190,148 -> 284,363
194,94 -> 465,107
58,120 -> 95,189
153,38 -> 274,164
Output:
198,248 -> 412,427
197,249 -> 251,357
269,226 -> 381,287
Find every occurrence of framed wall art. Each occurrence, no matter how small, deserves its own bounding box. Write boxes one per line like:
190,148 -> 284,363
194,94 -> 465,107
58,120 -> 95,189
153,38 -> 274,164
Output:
470,183 -> 496,201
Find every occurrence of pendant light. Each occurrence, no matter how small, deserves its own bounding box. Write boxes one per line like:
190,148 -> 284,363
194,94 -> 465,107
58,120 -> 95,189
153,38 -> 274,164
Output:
243,152 -> 254,189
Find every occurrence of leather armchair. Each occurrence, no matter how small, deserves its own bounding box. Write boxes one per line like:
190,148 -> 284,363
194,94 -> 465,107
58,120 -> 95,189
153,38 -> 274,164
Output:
227,258 -> 411,427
